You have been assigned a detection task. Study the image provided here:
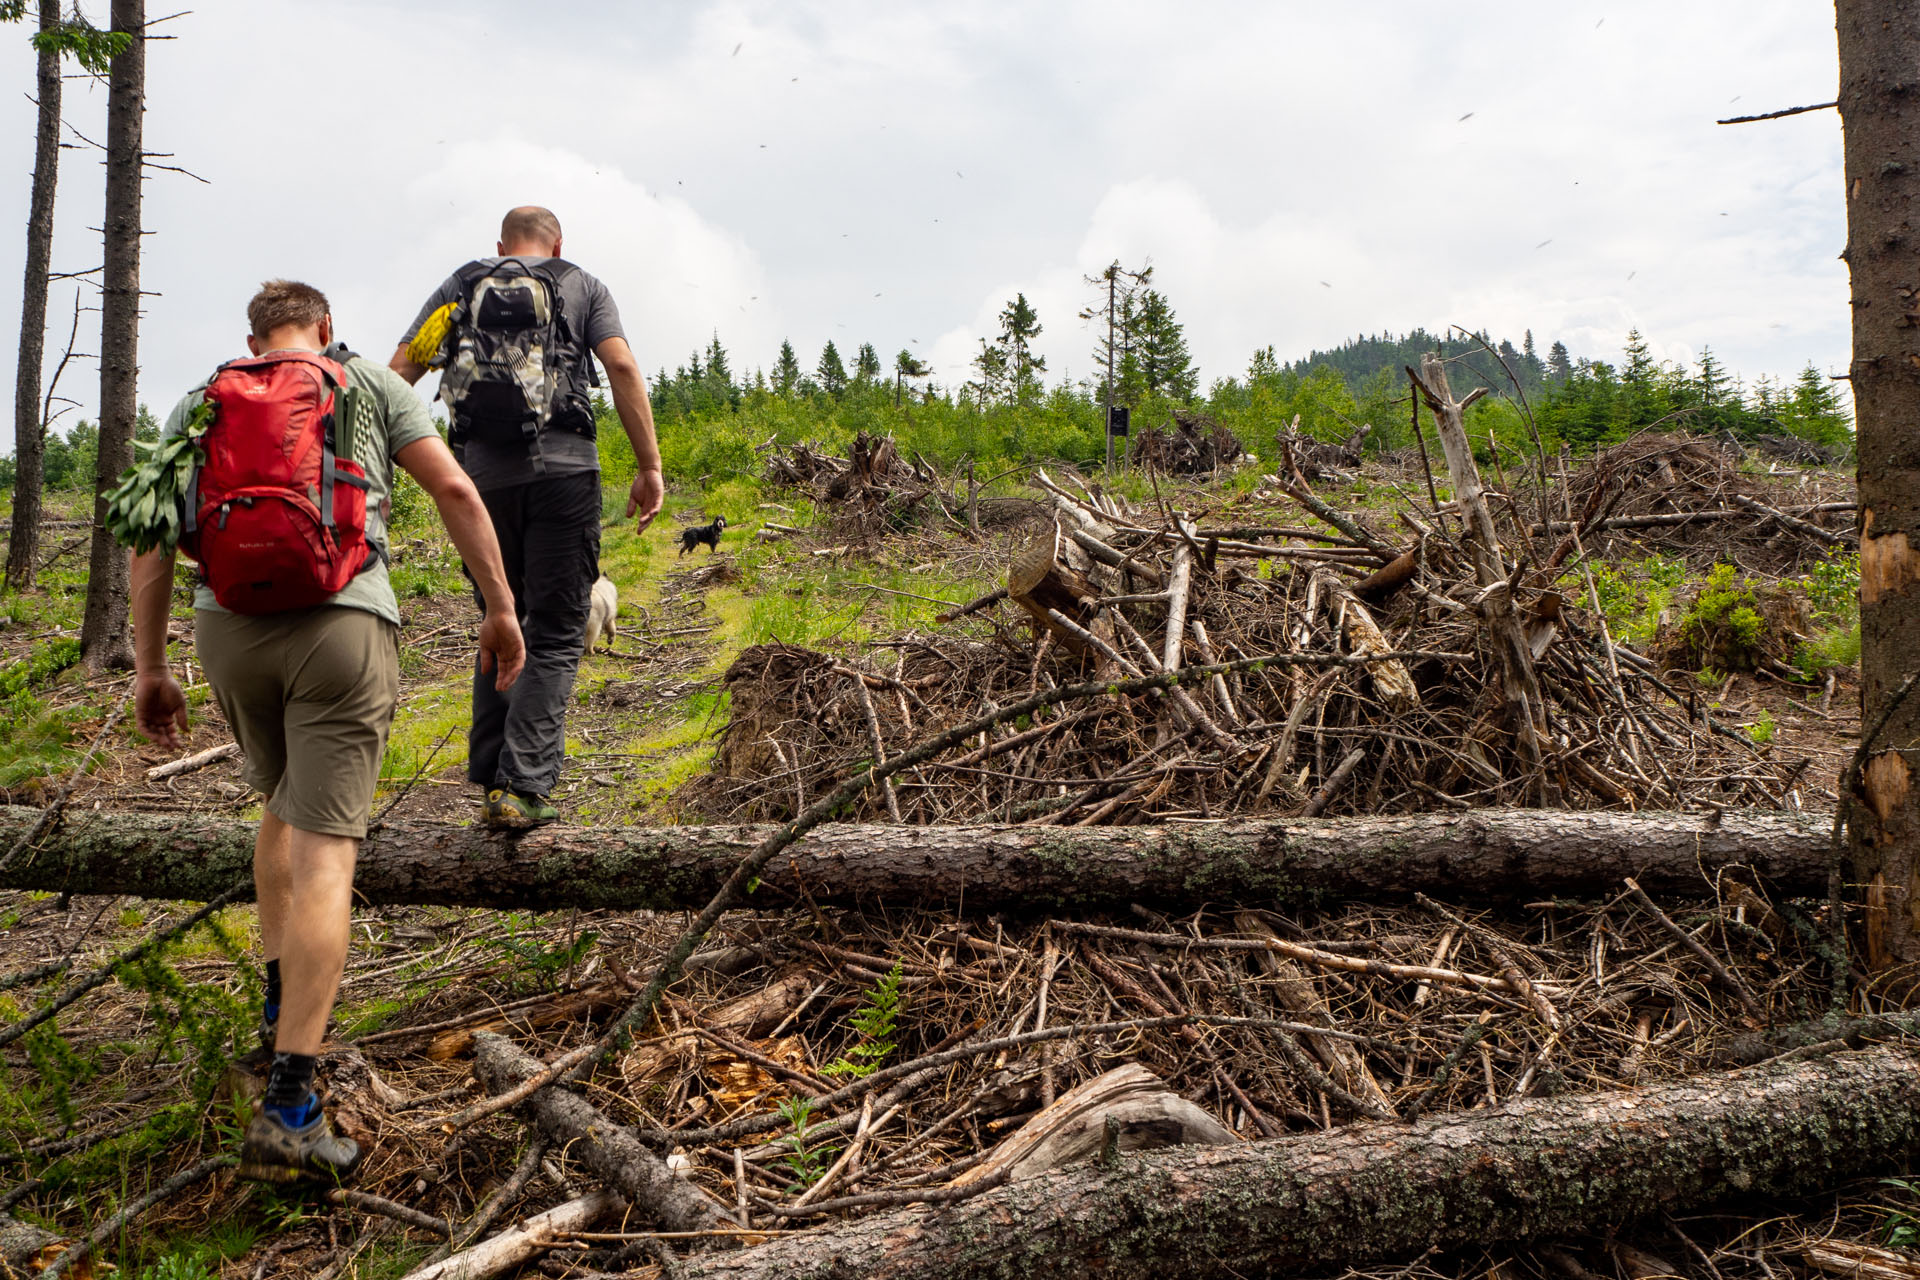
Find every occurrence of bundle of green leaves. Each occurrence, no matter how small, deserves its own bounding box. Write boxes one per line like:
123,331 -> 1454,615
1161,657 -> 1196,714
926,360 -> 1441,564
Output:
104,401 -> 212,554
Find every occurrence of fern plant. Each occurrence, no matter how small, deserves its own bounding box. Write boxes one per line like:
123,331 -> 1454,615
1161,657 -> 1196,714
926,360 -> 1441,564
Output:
484,919 -> 598,992
773,1095 -> 839,1190
821,960 -> 903,1079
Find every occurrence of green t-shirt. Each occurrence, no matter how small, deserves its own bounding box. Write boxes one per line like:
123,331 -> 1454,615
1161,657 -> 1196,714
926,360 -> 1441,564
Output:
162,350 -> 440,625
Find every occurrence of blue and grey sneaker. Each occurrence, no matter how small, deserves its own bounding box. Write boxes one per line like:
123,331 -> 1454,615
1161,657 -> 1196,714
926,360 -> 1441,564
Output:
237,1096 -> 363,1185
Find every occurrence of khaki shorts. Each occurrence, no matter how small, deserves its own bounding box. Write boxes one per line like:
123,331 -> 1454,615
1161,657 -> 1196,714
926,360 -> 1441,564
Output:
195,607 -> 400,839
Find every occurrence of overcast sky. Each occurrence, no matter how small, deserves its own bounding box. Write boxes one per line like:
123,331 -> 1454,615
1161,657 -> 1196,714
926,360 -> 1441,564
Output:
0,0 -> 1849,447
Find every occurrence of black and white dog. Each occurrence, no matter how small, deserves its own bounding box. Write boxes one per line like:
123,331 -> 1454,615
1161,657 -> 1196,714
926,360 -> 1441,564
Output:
678,515 -> 727,556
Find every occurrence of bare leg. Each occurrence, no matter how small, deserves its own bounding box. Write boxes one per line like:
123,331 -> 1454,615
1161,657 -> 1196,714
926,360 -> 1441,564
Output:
253,810 -> 292,964
274,828 -> 356,1056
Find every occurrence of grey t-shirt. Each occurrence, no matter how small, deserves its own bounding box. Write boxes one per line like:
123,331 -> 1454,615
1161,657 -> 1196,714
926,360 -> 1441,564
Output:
164,352 -> 439,626
401,256 -> 625,493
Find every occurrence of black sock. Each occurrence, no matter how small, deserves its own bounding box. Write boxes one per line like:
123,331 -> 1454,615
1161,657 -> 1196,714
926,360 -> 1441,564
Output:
263,958 -> 282,1021
264,1051 -> 317,1111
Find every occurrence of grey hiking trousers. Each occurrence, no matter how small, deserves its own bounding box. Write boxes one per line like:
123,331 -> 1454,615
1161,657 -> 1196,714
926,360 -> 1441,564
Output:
466,470 -> 600,799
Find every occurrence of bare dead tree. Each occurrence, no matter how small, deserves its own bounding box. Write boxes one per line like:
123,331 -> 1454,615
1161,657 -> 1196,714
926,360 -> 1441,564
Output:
4,0 -> 62,591
79,0 -> 143,670
1836,0 -> 1920,966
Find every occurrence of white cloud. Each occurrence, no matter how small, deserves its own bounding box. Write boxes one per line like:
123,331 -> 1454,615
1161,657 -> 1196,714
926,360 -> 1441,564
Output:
386,141 -> 774,386
0,0 -> 1853,446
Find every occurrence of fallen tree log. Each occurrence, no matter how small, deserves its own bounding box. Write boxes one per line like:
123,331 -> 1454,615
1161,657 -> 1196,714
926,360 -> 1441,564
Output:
677,1043 -> 1920,1280
471,1032 -> 729,1235
0,805 -> 1831,910
398,1189 -> 622,1280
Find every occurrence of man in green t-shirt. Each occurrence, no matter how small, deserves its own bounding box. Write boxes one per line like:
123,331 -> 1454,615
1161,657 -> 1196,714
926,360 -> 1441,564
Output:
131,280 -> 525,1184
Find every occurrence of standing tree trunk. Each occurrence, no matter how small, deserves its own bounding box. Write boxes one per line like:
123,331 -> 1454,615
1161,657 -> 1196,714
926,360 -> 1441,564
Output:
1837,0 -> 1920,966
4,0 -> 62,592
1412,354 -> 1562,806
80,0 -> 143,670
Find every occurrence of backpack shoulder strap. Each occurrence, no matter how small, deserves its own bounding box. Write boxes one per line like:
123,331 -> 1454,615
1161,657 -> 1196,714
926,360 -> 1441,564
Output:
452,257 -> 497,289
211,349 -> 345,388
533,259 -> 600,386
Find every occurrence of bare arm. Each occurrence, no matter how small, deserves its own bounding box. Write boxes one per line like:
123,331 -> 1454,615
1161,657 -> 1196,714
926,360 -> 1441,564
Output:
131,548 -> 188,750
394,435 -> 526,691
389,345 -> 427,386
595,336 -> 664,533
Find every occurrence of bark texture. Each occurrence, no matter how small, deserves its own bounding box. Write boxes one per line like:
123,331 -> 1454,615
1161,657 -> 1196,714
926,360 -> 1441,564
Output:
79,0 -> 141,671
4,0 -> 61,592
398,1190 -> 621,1280
0,805 -> 1832,910
678,1044 -> 1920,1280
1839,0 -> 1920,964
471,1032 -> 729,1234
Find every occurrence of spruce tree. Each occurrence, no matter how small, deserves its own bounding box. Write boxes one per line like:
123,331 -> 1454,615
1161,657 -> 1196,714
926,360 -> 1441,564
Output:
1135,290 -> 1196,402
816,340 -> 848,397
1621,329 -> 1660,426
1547,340 -> 1573,383
1694,346 -> 1728,407
1782,363 -> 1852,449
854,342 -> 881,384
773,340 -> 801,396
704,334 -> 737,409
996,293 -> 1046,404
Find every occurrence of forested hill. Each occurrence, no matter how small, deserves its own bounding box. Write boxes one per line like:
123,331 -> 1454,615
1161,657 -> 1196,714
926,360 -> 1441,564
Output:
1283,328 -> 1562,402
1274,327 -> 1850,454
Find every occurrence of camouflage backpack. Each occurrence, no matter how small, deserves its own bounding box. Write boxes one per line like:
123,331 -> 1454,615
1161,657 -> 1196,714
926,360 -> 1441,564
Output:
431,257 -> 599,459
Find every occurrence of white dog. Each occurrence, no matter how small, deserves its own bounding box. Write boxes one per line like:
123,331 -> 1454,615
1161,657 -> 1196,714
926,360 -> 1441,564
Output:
585,575 -> 619,652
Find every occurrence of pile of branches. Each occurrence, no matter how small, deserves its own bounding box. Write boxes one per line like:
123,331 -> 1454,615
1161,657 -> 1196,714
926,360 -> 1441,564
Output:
1277,413 -> 1371,481
15,876 -> 1913,1280
761,432 -> 1044,540
692,372 -> 1805,826
1545,433 -> 1854,572
760,431 -> 935,538
1126,409 -> 1244,475
1754,432 -> 1843,466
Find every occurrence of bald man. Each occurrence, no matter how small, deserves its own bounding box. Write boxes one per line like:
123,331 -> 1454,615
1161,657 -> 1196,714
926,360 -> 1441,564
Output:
392,206 -> 664,826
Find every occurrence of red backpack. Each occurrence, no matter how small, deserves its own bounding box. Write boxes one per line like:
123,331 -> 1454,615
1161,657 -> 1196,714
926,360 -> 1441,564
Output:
181,350 -> 375,614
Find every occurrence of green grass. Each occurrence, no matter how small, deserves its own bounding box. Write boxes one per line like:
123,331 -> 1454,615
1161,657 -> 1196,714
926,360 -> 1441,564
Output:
1796,620 -> 1862,679
376,690 -> 470,800
1794,547 -> 1861,680
334,995 -> 403,1038
0,493 -> 184,790
1574,551 -> 1688,648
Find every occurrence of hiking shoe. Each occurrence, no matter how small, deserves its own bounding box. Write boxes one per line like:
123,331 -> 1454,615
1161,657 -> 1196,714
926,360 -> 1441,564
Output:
484,788 -> 559,828
237,1102 -> 363,1185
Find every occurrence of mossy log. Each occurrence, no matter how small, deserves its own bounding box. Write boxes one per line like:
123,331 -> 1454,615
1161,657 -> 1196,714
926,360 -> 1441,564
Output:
676,1043 -> 1920,1280
0,805 -> 1829,910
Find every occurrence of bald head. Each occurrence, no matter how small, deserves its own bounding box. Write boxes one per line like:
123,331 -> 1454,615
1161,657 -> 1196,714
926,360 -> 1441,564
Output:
499,206 -> 563,257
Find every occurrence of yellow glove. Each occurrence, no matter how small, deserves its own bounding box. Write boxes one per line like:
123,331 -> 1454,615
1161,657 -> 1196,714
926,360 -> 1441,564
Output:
406,301 -> 457,368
